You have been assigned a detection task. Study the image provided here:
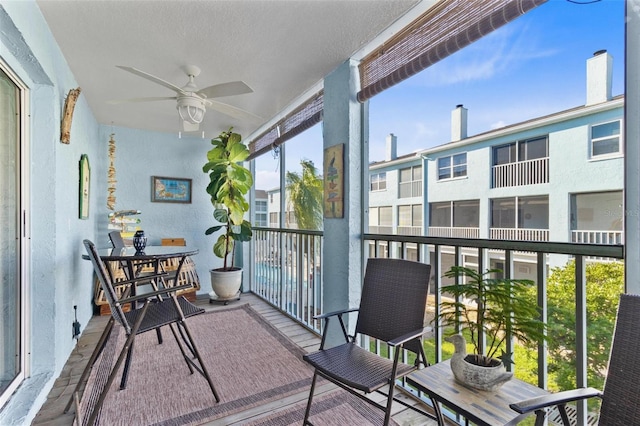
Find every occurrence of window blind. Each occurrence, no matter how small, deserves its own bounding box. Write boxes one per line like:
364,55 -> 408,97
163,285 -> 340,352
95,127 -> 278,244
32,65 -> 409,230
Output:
357,0 -> 547,102
248,92 -> 323,161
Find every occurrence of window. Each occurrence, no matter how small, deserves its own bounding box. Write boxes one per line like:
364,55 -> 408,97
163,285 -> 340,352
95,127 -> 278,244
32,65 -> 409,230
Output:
591,120 -> 621,157
493,136 -> 548,165
398,204 -> 423,227
269,212 -> 279,227
429,202 -> 451,227
399,165 -> 422,198
491,196 -> 549,229
255,200 -> 268,227
369,206 -> 393,227
570,191 -> 623,231
429,200 -> 479,227
438,153 -> 467,180
370,172 -> 386,191
453,200 -> 480,227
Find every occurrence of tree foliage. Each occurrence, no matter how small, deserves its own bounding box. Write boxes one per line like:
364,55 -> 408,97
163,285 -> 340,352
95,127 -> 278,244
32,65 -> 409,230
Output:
285,159 -> 323,231
526,260 -> 624,391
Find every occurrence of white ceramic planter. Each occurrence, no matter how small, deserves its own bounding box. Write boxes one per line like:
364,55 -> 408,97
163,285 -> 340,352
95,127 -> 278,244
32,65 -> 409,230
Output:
209,267 -> 242,301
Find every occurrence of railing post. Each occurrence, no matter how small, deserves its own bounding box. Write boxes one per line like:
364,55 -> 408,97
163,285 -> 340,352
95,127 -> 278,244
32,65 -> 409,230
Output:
575,255 -> 588,425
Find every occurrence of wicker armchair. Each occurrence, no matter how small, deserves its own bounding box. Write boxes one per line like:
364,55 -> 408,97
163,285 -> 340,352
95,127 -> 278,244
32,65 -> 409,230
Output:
302,258 -> 432,426
510,293 -> 640,425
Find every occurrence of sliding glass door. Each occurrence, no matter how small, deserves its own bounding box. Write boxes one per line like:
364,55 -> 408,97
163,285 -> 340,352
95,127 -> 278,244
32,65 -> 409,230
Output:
0,62 -> 27,407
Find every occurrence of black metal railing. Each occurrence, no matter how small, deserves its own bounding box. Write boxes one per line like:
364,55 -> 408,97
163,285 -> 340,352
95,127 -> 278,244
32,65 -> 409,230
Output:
250,228 -> 624,424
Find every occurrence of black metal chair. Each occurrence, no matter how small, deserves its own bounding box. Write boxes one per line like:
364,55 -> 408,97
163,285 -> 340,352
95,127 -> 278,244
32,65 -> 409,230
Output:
302,258 -> 432,426
80,239 -> 219,425
510,293 -> 640,425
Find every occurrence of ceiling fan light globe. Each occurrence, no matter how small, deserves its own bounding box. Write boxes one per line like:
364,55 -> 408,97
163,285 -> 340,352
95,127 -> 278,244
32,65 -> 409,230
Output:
176,96 -> 206,124
178,105 -> 205,124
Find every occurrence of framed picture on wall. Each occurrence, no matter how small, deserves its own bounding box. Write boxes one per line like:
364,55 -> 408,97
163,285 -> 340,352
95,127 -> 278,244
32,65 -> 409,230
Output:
151,176 -> 192,203
323,144 -> 344,218
79,154 -> 90,219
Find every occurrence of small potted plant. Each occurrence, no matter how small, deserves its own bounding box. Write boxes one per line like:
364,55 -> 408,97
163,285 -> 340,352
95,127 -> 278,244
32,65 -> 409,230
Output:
203,128 -> 253,302
436,266 -> 546,391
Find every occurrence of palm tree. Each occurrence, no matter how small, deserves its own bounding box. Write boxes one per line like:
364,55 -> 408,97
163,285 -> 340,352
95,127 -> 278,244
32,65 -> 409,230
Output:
286,159 -> 323,231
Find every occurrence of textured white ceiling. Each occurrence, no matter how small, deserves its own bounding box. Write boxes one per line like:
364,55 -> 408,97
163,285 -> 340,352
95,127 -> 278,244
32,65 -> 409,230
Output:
37,0 -> 421,139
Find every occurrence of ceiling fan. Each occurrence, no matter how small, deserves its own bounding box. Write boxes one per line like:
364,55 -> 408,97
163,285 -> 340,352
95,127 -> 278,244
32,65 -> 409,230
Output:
110,65 -> 259,132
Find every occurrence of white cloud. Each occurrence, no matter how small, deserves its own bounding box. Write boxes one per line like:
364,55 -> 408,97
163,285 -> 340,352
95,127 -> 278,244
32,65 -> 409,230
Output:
414,23 -> 559,87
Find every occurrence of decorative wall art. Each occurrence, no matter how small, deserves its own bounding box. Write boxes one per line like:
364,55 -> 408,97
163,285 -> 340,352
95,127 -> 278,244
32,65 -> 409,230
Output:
151,176 -> 192,203
79,154 -> 90,219
61,87 -> 81,144
323,143 -> 344,218
107,133 -> 117,210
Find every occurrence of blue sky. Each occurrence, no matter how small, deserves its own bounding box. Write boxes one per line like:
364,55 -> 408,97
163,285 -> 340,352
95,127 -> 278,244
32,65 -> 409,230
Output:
255,0 -> 625,192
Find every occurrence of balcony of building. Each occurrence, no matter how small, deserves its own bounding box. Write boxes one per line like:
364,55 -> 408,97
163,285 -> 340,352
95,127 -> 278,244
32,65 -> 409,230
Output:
37,228 -> 623,425
492,157 -> 550,188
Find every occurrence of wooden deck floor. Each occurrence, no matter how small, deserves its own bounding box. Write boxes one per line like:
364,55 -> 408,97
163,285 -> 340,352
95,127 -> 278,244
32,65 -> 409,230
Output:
32,293 -> 438,426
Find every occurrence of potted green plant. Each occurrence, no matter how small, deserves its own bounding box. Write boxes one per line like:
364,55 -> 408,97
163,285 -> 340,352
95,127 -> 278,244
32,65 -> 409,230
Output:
203,127 -> 253,302
436,266 -> 546,391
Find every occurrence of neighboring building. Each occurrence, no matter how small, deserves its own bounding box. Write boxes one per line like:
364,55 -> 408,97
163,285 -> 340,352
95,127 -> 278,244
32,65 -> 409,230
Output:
368,51 -> 623,274
254,51 -> 622,275
254,189 -> 268,227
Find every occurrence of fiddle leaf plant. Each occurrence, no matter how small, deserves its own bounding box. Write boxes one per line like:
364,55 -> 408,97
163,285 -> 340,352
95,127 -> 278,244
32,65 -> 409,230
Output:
437,266 -> 546,366
203,128 -> 253,271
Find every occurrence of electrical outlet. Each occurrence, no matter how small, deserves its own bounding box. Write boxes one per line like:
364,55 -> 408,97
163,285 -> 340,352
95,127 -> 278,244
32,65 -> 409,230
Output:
73,320 -> 81,339
72,305 -> 81,339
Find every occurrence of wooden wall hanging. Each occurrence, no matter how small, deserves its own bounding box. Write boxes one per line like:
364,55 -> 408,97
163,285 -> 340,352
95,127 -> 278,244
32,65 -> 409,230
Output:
61,87 -> 81,144
107,133 -> 117,210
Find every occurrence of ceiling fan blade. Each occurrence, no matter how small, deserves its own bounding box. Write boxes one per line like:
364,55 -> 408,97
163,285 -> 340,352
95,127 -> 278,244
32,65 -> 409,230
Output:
116,66 -> 186,95
197,81 -> 253,99
206,100 -> 262,122
107,96 -> 176,105
182,121 -> 200,132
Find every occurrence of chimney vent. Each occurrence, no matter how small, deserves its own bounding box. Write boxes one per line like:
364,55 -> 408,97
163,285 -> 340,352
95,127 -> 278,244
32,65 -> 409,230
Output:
385,133 -> 397,161
586,50 -> 612,105
451,105 -> 468,142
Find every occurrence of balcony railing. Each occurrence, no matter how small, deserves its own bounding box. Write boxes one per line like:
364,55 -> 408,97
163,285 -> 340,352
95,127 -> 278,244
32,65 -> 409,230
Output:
250,227 -> 623,425
572,229 -> 623,245
397,225 -> 422,236
428,226 -> 480,239
492,157 -> 549,188
252,227 -> 323,333
490,227 -> 549,241
368,225 -> 393,234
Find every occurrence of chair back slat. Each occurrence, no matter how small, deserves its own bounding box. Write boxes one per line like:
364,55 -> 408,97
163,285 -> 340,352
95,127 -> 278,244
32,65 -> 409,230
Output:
83,239 -> 130,332
598,293 -> 640,424
108,231 -> 125,248
355,258 -> 431,355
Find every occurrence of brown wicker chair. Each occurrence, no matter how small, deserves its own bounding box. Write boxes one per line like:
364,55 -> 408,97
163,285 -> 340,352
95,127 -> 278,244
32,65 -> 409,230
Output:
510,293 -> 640,425
302,258 -> 433,426
79,239 -> 219,426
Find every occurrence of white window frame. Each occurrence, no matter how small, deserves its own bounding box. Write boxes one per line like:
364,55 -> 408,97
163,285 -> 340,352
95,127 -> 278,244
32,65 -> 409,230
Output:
590,119 -> 623,159
370,172 -> 387,191
437,153 -> 467,180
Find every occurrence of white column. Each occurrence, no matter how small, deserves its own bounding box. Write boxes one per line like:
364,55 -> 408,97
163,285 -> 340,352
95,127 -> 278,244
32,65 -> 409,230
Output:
625,2 -> 640,295
322,59 -> 366,347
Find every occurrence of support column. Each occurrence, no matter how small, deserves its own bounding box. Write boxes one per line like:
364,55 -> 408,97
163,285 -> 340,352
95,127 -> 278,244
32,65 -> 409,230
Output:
321,59 -> 367,347
625,2 -> 640,295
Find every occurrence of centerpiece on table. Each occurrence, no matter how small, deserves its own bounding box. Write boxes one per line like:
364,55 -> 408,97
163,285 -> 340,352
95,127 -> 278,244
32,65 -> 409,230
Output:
436,266 -> 546,391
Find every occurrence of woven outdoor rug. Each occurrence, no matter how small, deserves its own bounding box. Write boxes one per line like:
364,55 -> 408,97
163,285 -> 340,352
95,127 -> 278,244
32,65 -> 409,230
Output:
76,304 -> 315,426
245,389 -> 400,426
